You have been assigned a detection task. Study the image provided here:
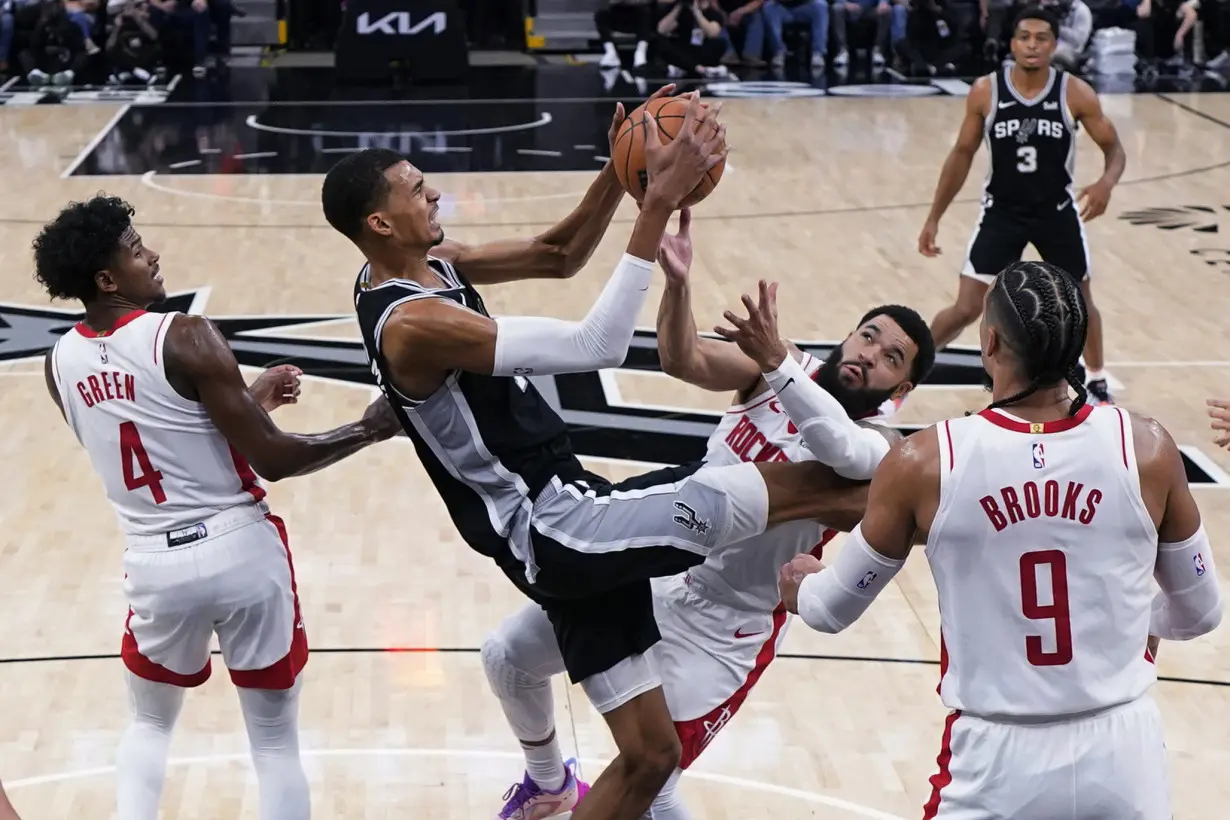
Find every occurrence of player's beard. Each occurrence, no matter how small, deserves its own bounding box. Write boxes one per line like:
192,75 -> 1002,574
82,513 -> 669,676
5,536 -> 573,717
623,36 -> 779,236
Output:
815,348 -> 898,420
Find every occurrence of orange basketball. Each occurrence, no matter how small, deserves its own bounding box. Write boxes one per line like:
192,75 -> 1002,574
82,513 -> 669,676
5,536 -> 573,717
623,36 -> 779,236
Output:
611,96 -> 726,208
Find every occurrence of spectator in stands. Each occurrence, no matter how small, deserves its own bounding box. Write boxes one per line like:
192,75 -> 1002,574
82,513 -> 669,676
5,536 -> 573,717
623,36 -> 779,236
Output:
831,0 -> 904,66
1206,0 -> 1229,66
596,0 -> 664,69
107,0 -> 160,82
754,0 -> 829,68
656,0 -> 730,74
65,0 -> 102,55
1051,0 -> 1092,67
148,0 -> 209,75
17,0 -> 88,84
1,0 -> 13,74
901,0 -> 972,72
717,0 -> 765,63
1136,0 -> 1199,62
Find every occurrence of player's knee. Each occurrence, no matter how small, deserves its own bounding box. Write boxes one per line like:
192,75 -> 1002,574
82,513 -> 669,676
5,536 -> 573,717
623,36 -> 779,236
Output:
621,726 -> 682,787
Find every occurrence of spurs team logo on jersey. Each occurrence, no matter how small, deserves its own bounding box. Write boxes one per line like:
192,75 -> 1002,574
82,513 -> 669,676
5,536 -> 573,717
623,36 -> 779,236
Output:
672,501 -> 711,536
0,290 -> 1224,486
993,116 -> 1068,143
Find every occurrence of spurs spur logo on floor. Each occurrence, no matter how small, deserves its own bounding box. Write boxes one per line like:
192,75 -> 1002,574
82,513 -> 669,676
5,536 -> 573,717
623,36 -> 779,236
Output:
2,292 -> 1224,486
1120,205 -> 1230,271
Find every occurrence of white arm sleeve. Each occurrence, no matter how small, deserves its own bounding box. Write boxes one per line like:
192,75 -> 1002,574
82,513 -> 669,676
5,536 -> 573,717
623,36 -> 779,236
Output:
796,524 -> 906,634
762,355 -> 891,480
1149,526 -> 1224,640
491,253 -> 655,377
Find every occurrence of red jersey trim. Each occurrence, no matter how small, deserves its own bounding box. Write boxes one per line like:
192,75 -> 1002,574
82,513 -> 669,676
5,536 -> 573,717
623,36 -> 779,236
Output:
74,309 -> 147,338
977,403 -> 1093,434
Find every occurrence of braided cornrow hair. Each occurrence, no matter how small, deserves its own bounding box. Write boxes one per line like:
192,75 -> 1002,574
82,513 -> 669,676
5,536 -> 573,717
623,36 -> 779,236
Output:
984,260 -> 1089,416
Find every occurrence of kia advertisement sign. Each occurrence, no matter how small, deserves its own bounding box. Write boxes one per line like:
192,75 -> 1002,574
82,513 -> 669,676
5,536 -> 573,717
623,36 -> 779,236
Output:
336,0 -> 468,83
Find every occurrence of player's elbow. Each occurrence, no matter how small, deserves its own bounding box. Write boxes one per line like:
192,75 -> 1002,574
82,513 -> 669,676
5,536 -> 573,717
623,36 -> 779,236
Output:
1193,597 -> 1225,637
594,348 -> 628,370
540,242 -> 580,279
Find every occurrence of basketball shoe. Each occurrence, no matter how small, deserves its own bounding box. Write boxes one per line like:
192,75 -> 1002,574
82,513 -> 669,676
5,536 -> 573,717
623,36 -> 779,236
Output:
1086,379 -> 1114,406
496,758 -> 590,820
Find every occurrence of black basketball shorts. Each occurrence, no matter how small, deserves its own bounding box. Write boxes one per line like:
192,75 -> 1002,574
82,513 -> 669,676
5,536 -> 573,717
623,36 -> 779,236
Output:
963,198 -> 1091,284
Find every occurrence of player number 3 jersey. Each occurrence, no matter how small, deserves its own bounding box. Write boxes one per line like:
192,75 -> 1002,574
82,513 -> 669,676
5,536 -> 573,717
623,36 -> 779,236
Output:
926,405 -> 1159,719
983,66 -> 1077,212
50,311 -> 266,538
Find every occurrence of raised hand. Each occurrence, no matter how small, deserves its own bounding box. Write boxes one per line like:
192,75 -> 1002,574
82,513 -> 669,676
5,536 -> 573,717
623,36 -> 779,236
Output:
713,279 -> 788,371
250,364 -> 302,413
608,83 -> 677,155
779,553 -> 825,615
643,92 -> 728,210
657,208 -> 693,285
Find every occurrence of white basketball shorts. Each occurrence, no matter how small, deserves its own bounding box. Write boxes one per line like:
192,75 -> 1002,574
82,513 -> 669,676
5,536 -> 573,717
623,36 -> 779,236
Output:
651,574 -> 791,769
924,694 -> 1171,820
121,502 -> 308,690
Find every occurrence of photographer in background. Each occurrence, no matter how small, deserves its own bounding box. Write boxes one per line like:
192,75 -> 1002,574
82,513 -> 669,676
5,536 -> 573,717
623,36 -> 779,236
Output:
656,0 -> 730,74
107,0 -> 160,82
1052,0 -> 1093,67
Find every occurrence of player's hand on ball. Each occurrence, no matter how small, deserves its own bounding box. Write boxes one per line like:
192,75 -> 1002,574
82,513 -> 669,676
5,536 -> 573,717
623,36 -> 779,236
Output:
658,208 -> 693,284
1077,179 -> 1112,221
1207,398 -> 1230,448
779,554 -> 825,614
713,280 -> 789,371
918,219 -> 942,257
361,396 -> 404,441
608,83 -> 677,154
251,364 -> 302,412
643,92 -> 727,209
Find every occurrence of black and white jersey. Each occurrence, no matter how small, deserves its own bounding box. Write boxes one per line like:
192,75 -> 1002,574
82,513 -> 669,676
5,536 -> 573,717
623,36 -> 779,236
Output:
982,66 -> 1078,213
353,257 -> 592,575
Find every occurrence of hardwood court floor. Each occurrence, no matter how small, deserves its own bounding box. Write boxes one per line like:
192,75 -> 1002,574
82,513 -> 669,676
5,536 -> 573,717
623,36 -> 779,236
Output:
0,91 -> 1228,818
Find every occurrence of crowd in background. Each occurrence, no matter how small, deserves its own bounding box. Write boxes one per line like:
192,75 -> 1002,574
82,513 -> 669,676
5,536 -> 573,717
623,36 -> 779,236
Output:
595,0 -> 1230,78
0,0 -> 240,86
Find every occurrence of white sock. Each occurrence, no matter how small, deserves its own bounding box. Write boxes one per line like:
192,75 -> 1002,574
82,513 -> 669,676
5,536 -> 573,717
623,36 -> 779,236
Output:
645,769 -> 691,819
116,672 -> 186,820
604,42 -> 619,58
523,734 -> 567,791
1086,369 -> 1107,382
236,677 -> 311,820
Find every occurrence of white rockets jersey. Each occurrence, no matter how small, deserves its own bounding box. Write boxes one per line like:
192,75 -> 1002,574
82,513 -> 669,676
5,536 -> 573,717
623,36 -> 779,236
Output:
927,404 -> 1159,719
50,310 -> 267,538
683,352 -> 838,611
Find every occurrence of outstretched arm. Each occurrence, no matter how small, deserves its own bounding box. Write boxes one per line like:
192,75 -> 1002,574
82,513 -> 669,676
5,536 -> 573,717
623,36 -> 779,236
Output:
435,85 -> 679,285
716,281 -> 895,480
164,316 -> 399,481
1068,76 -> 1126,221
780,429 -> 936,633
918,76 -> 989,257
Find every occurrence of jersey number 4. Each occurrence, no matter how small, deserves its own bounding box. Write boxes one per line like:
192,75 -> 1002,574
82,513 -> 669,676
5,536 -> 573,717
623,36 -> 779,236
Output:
119,421 -> 167,504
1020,550 -> 1072,666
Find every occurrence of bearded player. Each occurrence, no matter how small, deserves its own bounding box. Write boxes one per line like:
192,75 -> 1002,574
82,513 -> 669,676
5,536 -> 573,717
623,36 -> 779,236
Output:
919,6 -> 1126,406
480,208 -> 936,820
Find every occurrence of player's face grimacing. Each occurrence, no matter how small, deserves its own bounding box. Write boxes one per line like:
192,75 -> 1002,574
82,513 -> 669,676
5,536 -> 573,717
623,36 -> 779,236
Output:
1011,19 -> 1057,70
816,315 -> 918,419
98,226 -> 166,307
379,161 -> 445,248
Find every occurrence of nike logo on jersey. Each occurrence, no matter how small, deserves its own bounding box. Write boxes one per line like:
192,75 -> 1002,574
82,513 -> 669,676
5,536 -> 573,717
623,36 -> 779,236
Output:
998,100 -> 1015,109
734,627 -> 765,639
1056,199 -> 1069,211
1043,101 -> 1058,110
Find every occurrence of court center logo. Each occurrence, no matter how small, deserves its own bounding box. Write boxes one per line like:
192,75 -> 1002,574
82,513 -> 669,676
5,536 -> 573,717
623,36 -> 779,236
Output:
1120,204 -> 1230,271
2,291 -> 1224,486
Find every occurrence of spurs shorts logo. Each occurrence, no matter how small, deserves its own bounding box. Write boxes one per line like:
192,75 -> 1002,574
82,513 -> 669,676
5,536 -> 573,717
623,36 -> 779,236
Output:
672,501 -> 711,536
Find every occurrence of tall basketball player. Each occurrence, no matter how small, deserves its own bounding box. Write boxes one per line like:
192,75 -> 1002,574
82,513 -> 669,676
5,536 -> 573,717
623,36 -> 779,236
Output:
479,210 -> 935,820
34,196 -> 402,820
919,6 -> 1126,406
325,93 -> 893,820
780,261 -> 1224,819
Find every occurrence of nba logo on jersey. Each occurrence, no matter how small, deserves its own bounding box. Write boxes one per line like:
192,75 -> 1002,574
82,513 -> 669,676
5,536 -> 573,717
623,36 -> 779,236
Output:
1032,442 -> 1045,468
1195,553 -> 1207,577
98,342 -> 108,364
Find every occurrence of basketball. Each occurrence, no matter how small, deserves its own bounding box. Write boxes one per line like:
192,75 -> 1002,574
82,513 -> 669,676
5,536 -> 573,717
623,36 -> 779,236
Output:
611,96 -> 726,208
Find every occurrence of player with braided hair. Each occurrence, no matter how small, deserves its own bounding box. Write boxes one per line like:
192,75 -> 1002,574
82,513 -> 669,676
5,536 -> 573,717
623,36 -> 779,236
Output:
778,261 -> 1224,819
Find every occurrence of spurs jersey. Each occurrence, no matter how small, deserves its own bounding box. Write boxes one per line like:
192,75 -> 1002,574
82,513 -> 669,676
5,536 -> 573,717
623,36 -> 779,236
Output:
50,310 -> 266,537
983,65 -> 1077,212
927,404 -> 1159,719
684,352 -> 838,611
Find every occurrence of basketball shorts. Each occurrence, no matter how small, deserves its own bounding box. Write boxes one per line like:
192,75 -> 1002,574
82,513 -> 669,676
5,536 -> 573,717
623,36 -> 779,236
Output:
522,460 -> 769,684
121,502 -> 309,690
963,199 -> 1090,284
923,695 -> 1171,820
651,574 -> 790,769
